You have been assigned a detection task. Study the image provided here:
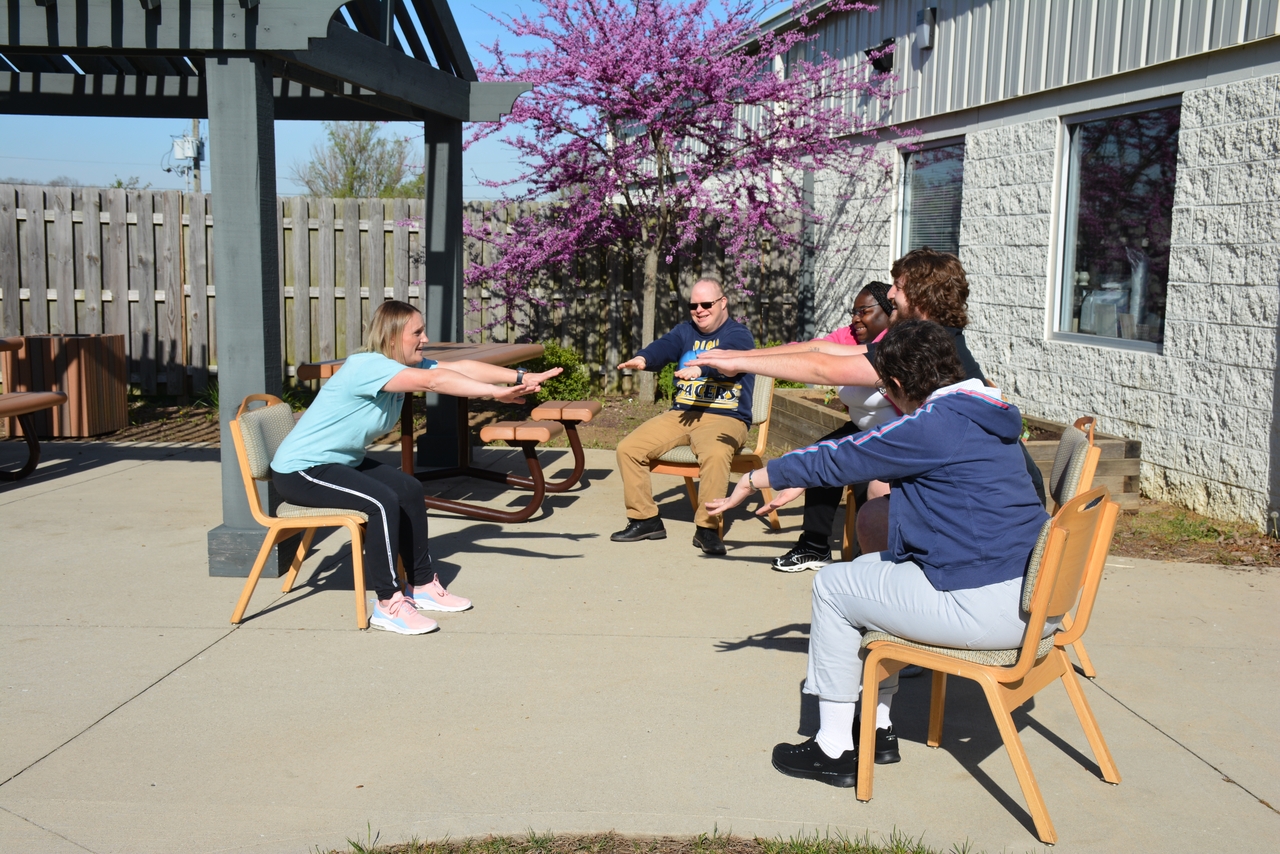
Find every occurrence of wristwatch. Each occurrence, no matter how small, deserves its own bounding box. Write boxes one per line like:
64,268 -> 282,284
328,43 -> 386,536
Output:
514,368 -> 527,385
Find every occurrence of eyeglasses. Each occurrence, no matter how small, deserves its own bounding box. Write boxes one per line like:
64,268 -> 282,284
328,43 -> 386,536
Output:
688,297 -> 724,311
851,305 -> 881,319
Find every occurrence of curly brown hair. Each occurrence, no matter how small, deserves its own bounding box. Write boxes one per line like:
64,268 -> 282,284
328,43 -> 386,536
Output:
889,248 -> 970,329
873,320 -> 967,404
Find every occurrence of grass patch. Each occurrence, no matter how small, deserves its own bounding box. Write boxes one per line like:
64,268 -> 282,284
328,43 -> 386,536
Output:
1112,501 -> 1278,567
321,829 -> 977,854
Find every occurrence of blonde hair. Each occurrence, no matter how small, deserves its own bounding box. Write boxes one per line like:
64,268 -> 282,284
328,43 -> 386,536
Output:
364,300 -> 421,364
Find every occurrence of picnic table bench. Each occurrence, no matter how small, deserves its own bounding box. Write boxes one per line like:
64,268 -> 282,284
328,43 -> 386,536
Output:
0,338 -> 68,481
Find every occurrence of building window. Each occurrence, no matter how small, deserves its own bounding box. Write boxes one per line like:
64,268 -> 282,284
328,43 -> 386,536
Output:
1058,103 -> 1181,348
901,141 -> 965,256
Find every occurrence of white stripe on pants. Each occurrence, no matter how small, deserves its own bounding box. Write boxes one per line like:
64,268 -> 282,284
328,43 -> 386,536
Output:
804,553 -> 1052,703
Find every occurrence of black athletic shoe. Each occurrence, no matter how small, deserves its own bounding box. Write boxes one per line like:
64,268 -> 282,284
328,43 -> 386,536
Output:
853,718 -> 901,764
692,526 -> 726,555
771,738 -> 857,787
610,516 -> 667,542
771,542 -> 832,572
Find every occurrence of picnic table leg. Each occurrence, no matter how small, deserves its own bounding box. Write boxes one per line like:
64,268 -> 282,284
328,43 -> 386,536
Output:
0,413 -> 43,482
421,440 -> 549,522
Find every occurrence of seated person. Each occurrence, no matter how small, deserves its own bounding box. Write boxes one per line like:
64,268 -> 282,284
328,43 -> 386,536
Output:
690,248 -> 1047,561
774,280 -> 897,573
270,300 -> 560,635
707,320 -> 1050,786
611,276 -> 755,557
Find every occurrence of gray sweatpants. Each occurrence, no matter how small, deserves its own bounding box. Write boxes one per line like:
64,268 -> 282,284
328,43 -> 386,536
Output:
804,553 -> 1054,703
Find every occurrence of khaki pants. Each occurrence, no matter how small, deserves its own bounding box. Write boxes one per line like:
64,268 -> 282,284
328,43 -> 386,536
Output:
616,409 -> 749,529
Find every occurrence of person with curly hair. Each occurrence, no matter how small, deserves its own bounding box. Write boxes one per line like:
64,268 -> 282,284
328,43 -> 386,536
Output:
706,320 -> 1051,785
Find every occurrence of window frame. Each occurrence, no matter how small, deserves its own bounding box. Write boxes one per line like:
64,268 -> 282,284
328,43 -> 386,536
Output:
1050,95 -> 1182,355
898,136 -> 967,259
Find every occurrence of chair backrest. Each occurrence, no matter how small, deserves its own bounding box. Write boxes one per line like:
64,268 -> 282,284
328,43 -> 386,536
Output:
1048,416 -> 1098,507
1014,486 -> 1117,674
235,396 -> 298,481
750,375 -> 775,426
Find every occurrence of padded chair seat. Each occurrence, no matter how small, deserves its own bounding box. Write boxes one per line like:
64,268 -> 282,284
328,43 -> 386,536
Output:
862,630 -> 1057,667
531,400 -> 602,423
0,391 -> 68,418
654,444 -> 699,464
479,420 -> 565,444
275,503 -> 369,522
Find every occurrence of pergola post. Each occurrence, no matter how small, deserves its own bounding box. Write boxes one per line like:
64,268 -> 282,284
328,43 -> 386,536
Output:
416,116 -> 466,468
204,54 -> 287,577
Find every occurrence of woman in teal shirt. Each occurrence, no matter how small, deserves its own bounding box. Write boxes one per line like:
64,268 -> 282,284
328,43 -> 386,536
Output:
271,300 -> 560,635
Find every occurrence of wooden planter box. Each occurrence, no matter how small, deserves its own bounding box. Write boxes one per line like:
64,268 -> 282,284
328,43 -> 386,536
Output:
768,388 -> 1142,508
1,334 -> 128,438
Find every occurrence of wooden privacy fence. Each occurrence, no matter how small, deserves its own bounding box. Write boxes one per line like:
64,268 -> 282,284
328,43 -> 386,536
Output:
0,184 -> 805,395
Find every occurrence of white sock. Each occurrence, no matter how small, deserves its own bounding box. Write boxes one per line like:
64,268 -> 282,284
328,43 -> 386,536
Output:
815,699 -> 857,758
876,690 -> 894,729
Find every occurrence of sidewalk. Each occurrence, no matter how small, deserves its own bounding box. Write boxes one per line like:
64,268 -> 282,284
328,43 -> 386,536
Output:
1,442 -> 1276,853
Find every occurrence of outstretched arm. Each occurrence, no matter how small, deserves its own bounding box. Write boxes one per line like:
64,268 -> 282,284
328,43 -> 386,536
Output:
442,359 -> 562,387
382,366 -> 540,404
688,349 -> 879,387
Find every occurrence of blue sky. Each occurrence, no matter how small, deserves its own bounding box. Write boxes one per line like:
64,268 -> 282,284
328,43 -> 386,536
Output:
0,3 -> 535,198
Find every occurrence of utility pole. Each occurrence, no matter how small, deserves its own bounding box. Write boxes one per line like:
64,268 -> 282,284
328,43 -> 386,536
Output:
192,118 -> 202,193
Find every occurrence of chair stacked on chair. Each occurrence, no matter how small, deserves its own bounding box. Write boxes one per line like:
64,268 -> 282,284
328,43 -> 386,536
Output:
855,485 -> 1122,844
648,375 -> 780,532
228,394 -> 375,629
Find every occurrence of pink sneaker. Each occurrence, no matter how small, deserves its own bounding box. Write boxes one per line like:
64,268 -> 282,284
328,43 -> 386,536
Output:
406,573 -> 472,612
370,591 -> 439,635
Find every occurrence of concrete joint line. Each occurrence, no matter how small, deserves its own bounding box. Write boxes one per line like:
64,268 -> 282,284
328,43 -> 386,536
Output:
1087,675 -> 1279,815
0,627 -> 238,792
0,804 -> 98,853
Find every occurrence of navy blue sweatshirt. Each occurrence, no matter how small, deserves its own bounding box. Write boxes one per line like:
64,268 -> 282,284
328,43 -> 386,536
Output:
767,379 -> 1048,590
635,318 -> 756,425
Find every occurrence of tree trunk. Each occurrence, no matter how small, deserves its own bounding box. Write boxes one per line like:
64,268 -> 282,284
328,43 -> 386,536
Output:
638,244 -> 659,401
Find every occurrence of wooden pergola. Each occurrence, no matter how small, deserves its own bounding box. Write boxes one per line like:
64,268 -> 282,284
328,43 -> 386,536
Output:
1,0 -> 527,575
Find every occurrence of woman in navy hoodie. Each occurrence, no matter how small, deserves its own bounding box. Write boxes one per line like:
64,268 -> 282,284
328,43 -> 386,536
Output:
707,320 -> 1050,787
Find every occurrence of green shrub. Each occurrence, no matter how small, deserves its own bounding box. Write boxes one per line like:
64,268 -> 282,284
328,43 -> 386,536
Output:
657,362 -> 676,400
519,340 -> 591,405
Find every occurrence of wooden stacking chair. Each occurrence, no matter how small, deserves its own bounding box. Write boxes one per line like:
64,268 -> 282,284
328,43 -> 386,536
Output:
1047,416 -> 1103,676
648,375 -> 781,531
854,486 -> 1121,844
228,394 -> 373,629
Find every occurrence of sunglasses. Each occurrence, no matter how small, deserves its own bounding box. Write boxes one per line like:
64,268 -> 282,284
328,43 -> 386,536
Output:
688,298 -> 724,311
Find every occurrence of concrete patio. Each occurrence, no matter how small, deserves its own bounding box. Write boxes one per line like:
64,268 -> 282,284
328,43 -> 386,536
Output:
0,441 -> 1276,854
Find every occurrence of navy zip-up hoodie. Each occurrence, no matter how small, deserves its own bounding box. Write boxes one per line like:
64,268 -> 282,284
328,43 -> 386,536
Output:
767,379 -> 1049,591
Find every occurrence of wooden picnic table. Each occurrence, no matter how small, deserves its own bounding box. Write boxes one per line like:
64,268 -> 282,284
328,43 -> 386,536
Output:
298,342 -> 549,521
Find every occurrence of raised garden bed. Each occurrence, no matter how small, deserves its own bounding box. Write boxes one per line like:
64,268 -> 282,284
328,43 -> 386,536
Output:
768,389 -> 1142,509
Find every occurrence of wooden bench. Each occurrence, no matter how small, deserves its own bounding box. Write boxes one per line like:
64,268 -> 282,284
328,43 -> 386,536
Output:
529,399 -> 603,493
1,337 -> 70,481
424,419 -> 564,523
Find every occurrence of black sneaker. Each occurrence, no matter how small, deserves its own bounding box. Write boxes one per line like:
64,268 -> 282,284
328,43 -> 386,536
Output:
853,717 -> 901,764
692,526 -> 727,555
610,516 -> 667,542
771,542 -> 832,572
771,738 -> 857,787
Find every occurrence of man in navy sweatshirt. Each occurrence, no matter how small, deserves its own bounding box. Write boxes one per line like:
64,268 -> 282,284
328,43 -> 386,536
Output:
611,276 -> 756,556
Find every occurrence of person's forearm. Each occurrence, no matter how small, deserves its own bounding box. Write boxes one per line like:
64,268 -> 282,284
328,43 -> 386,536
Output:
713,351 -> 878,387
440,359 -> 515,384
401,367 -> 509,399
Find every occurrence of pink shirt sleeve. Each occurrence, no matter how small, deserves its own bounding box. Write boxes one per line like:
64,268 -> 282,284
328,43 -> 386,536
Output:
821,326 -> 860,346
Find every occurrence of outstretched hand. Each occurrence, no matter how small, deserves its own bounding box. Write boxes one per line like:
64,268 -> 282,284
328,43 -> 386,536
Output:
686,349 -> 737,372
618,356 -> 647,371
756,486 -> 804,515
494,382 -> 538,405
705,475 -> 756,517
673,366 -> 701,381
526,367 -> 563,385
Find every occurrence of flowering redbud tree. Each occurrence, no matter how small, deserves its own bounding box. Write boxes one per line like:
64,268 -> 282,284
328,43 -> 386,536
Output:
468,0 -> 898,399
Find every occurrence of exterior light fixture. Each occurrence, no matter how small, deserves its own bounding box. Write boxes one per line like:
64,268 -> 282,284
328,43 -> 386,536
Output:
917,7 -> 937,49
865,37 -> 895,74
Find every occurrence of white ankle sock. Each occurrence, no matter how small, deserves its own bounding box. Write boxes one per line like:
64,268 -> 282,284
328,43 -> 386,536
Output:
876,690 -> 894,729
815,699 -> 857,758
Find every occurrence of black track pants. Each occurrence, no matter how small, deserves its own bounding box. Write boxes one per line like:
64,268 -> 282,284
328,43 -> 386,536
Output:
271,459 -> 431,599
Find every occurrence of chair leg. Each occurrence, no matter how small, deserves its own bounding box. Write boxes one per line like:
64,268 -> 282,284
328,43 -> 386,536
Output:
841,486 -> 858,561
683,477 -> 698,511
856,653 -> 892,802
1060,614 -> 1098,677
348,522 -> 369,629
230,528 -> 288,624
981,676 -> 1057,845
281,528 -> 317,593
1058,653 -> 1121,783
927,670 -> 948,747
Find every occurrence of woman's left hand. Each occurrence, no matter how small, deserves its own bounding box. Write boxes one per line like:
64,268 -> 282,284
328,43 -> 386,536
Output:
494,383 -> 537,404
526,367 -> 563,385
705,475 -> 756,517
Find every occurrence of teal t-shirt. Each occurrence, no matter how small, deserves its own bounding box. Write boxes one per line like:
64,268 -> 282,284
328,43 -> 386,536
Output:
270,352 -> 437,473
